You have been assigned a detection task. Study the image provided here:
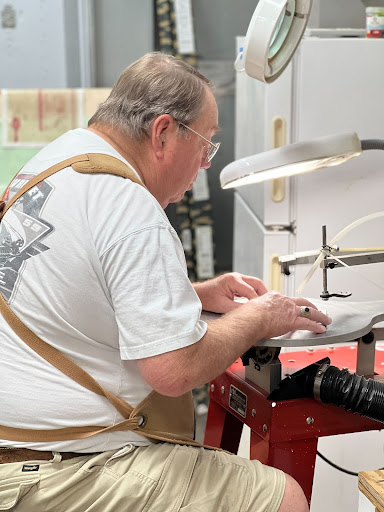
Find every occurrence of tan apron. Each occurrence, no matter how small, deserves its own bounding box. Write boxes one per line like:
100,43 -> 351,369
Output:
0,153 -> 202,447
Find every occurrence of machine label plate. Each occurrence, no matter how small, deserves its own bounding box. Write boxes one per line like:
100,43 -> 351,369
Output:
229,385 -> 247,418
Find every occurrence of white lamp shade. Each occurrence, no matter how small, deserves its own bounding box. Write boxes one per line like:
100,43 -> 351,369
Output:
243,0 -> 313,83
220,132 -> 362,189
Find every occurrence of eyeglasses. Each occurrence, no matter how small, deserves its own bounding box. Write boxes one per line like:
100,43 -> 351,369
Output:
179,122 -> 221,163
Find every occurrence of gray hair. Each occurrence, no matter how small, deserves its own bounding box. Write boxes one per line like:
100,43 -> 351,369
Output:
88,52 -> 213,140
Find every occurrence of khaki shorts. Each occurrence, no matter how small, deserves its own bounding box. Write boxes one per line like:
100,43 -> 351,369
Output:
0,443 -> 285,512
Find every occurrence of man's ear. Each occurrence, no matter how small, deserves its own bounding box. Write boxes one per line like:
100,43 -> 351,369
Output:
151,114 -> 175,158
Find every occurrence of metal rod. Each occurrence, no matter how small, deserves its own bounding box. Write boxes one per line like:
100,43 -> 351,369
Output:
322,225 -> 328,298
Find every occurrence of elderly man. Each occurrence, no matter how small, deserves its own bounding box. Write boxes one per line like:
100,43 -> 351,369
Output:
0,53 -> 330,511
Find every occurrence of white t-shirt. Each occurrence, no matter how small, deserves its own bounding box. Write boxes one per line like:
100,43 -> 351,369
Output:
0,128 -> 207,452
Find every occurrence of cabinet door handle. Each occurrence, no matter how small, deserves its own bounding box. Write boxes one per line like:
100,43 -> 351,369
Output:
269,253 -> 283,293
271,116 -> 287,203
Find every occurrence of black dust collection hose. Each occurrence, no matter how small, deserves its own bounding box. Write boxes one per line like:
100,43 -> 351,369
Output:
361,139 -> 384,152
268,357 -> 384,424
319,365 -> 384,423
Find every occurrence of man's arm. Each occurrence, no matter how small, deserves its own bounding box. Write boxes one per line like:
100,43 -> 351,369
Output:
136,291 -> 332,397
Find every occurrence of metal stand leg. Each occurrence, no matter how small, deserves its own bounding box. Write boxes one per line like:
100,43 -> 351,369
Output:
356,331 -> 376,377
204,398 -> 243,454
250,430 -> 318,505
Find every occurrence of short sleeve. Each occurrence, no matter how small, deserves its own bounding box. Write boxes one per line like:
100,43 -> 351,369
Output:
100,224 -> 207,359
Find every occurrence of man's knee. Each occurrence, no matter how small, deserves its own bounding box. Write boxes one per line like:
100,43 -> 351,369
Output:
277,474 -> 309,512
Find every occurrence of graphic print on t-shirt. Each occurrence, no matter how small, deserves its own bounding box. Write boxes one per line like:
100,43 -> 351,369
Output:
0,175 -> 54,303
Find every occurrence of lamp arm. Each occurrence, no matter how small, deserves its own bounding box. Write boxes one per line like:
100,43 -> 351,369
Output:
361,139 -> 384,151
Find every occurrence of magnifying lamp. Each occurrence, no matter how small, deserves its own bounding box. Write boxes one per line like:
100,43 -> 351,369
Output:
242,0 -> 313,83
220,133 -> 384,189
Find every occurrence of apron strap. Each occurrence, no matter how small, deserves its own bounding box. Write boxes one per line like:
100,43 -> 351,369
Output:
0,153 -> 145,222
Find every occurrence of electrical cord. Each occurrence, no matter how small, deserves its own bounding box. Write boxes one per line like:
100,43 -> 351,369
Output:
317,451 -> 358,476
317,451 -> 384,477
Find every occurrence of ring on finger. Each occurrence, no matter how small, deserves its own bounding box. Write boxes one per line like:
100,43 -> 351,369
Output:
299,306 -> 311,318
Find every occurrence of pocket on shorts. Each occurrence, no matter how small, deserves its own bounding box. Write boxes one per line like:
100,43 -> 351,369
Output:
0,475 -> 40,510
142,445 -> 199,512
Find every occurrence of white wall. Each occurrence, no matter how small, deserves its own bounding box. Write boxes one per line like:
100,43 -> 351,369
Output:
93,0 -> 153,87
309,0 -> 366,28
0,0 -> 82,88
0,0 -> 154,89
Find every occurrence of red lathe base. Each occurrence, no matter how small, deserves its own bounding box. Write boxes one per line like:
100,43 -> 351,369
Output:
204,346 -> 384,505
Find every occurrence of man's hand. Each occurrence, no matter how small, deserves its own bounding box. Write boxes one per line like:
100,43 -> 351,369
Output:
193,272 -> 268,314
247,292 -> 332,338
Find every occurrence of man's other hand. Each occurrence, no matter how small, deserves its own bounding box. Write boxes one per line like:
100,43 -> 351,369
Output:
193,272 -> 268,314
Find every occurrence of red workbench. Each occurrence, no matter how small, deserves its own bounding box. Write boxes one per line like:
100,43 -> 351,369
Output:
204,346 -> 384,505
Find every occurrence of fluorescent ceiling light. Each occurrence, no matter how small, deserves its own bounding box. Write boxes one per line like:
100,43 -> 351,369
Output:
220,133 -> 362,189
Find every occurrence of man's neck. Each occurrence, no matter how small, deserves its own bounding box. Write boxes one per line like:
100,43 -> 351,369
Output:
87,125 -> 149,186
